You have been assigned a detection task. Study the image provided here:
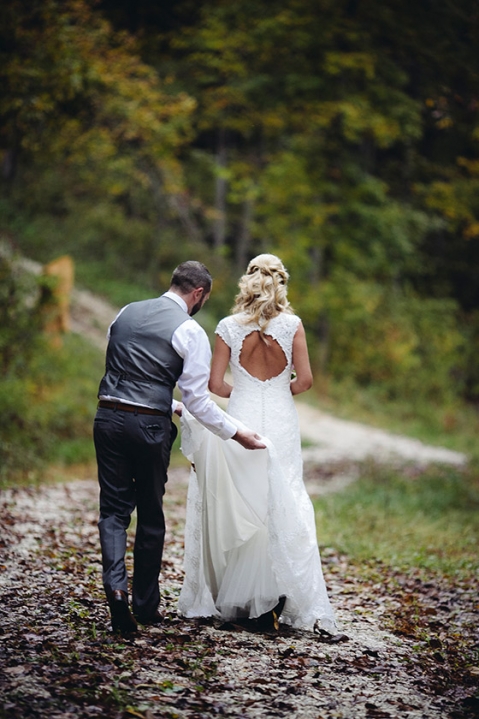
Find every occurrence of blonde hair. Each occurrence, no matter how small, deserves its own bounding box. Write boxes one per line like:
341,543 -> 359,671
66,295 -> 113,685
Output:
232,254 -> 293,338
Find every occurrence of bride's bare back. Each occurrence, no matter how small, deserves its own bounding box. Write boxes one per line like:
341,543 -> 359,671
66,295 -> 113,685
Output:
239,331 -> 287,381
209,314 -> 313,399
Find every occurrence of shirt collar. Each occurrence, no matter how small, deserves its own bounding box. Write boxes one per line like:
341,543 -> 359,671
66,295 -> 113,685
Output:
163,290 -> 189,314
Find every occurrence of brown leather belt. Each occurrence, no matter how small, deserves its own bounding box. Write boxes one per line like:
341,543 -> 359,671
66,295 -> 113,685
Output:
98,400 -> 168,417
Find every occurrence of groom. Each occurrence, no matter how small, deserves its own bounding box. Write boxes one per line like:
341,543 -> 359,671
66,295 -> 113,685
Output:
94,260 -> 265,636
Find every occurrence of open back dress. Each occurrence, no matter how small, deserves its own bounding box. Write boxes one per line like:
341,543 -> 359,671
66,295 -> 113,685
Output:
178,312 -> 337,632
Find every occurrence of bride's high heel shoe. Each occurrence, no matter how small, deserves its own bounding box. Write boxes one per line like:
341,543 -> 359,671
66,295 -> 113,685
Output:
256,595 -> 287,632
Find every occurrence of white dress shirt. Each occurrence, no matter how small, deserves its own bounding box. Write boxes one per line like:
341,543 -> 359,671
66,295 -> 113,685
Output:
100,292 -> 236,441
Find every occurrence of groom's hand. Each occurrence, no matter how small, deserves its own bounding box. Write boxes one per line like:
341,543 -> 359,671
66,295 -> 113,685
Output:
232,429 -> 266,450
174,402 -> 184,417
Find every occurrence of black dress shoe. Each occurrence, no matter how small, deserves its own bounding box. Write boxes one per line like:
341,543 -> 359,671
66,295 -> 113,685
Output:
135,608 -> 164,626
256,595 -> 287,632
109,590 -> 138,636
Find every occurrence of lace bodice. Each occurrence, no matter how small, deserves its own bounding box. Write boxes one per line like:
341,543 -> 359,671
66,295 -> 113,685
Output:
216,312 -> 301,476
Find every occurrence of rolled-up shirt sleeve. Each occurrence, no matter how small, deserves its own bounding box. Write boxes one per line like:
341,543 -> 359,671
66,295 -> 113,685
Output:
172,319 -> 237,441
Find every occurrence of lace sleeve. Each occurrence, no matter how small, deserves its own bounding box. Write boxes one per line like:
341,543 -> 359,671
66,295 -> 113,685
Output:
265,313 -> 301,354
215,317 -> 232,347
283,313 -> 301,346
290,314 -> 302,337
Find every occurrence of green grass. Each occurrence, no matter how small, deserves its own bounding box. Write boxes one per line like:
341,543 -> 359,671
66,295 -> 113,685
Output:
315,461 -> 479,577
0,327 -> 185,489
44,334 -> 104,460
0,332 -> 104,489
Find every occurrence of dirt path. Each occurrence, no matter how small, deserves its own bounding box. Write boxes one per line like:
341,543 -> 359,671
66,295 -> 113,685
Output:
1,471 -> 477,719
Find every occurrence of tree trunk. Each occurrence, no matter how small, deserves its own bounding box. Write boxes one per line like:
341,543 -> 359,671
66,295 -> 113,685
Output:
2,148 -> 17,181
235,197 -> 253,272
309,243 -> 322,284
213,128 -> 227,249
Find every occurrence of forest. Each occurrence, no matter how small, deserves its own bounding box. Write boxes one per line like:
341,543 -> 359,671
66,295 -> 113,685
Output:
1,0 -> 479,477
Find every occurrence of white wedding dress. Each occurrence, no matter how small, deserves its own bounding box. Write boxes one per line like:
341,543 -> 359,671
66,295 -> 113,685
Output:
178,312 -> 337,632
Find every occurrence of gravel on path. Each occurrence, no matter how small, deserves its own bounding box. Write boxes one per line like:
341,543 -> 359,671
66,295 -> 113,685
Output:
1,470 -> 477,719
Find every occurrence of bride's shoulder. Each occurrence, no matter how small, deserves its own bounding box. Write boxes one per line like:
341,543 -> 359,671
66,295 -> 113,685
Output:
216,314 -> 241,330
215,314 -> 244,342
272,312 -> 301,330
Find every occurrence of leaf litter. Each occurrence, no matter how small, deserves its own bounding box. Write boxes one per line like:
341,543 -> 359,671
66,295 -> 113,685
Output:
0,468 -> 478,719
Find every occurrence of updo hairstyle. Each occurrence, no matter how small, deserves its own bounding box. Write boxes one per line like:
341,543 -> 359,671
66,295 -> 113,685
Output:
232,254 -> 293,338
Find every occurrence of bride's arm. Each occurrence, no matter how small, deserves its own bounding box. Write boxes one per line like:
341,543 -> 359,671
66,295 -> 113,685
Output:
208,335 -> 233,398
291,321 -> 313,395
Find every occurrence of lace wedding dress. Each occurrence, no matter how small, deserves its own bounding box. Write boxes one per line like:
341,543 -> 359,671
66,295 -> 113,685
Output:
178,312 -> 337,632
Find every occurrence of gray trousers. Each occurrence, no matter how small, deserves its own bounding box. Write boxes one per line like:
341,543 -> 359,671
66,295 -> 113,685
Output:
93,406 -> 177,619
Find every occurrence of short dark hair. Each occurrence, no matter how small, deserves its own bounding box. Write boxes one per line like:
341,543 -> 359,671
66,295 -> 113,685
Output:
170,261 -> 212,294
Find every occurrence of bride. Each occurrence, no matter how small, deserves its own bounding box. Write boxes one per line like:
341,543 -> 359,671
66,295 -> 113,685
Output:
178,254 -> 337,633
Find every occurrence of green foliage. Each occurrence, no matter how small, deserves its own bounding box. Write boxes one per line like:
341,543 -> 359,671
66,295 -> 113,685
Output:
0,249 -> 48,481
0,333 -> 103,486
463,310 -> 479,402
0,251 -> 103,484
153,0 -> 479,410
320,274 -> 464,403
0,249 -> 43,375
315,463 -> 479,576
29,333 -> 103,465
0,0 -> 200,289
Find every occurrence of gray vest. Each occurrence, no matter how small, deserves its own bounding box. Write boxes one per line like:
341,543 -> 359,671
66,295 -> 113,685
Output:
98,295 -> 189,412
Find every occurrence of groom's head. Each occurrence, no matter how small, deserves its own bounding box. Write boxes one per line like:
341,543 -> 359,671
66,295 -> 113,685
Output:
170,261 -> 212,316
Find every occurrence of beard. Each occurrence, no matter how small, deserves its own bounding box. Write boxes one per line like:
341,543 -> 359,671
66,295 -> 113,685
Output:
189,288 -> 210,316
190,300 -> 202,316
190,294 -> 205,316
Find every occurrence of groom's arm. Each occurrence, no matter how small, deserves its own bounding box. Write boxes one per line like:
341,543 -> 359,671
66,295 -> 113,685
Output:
172,321 -> 264,449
